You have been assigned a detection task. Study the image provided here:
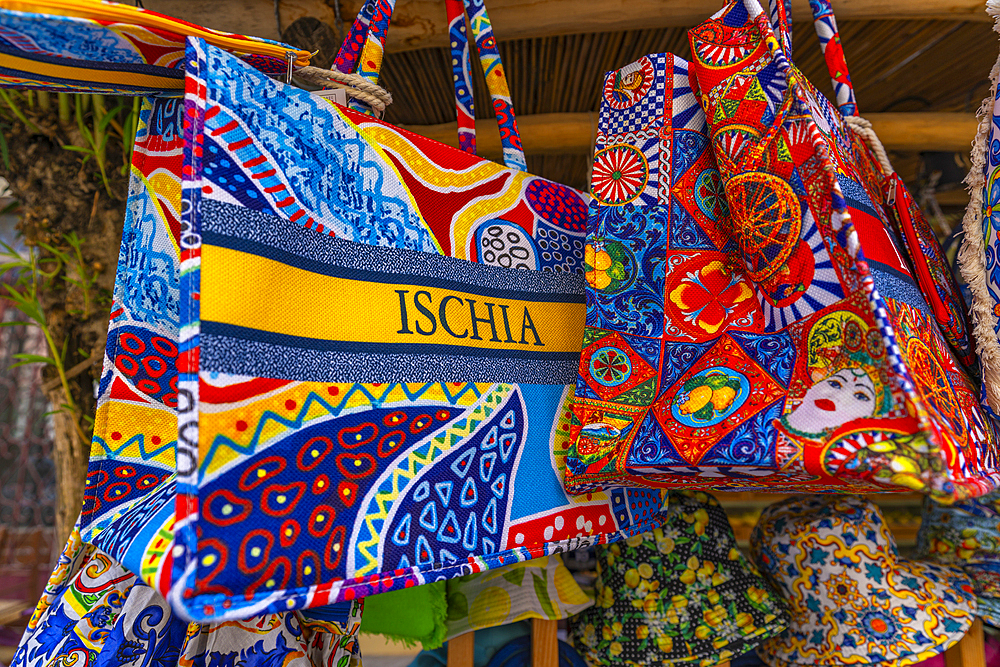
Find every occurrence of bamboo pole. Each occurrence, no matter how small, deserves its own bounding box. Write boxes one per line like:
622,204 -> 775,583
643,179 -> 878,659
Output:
139,0 -> 990,52
400,112 -> 979,156
532,619 -> 559,667
447,631 -> 475,667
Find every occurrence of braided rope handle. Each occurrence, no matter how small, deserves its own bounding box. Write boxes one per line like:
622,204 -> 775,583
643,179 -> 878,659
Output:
843,115 -> 894,176
294,65 -> 393,113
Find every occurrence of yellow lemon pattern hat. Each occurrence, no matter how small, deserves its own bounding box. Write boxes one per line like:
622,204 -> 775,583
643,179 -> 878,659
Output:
916,490 -> 1000,628
569,491 -> 788,666
753,495 -> 977,667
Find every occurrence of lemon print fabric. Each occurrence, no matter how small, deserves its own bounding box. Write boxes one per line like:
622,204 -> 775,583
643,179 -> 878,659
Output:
568,491 -> 788,666
916,490 -> 1000,628
445,554 -> 593,640
754,495 -> 976,667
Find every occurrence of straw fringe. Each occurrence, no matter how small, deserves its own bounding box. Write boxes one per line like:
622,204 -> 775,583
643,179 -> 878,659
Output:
958,3 -> 1000,411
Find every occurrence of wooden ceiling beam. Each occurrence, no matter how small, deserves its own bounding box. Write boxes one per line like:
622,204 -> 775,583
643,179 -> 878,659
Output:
142,0 -> 990,54
401,111 -> 980,156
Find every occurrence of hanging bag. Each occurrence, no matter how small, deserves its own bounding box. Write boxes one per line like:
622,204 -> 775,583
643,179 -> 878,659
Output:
0,0 -> 308,93
165,0 -> 664,623
565,0 -> 998,501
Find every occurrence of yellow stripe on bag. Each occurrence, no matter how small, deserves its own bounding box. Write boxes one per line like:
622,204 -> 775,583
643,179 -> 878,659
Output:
0,0 -> 311,66
200,244 -> 586,355
0,51 -> 182,89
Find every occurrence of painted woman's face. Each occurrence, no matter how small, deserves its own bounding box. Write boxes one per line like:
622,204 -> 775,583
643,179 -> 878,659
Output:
785,368 -> 877,435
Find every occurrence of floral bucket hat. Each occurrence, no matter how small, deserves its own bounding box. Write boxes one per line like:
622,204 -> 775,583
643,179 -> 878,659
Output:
569,491 -> 788,666
752,495 -> 977,667
916,490 -> 1000,628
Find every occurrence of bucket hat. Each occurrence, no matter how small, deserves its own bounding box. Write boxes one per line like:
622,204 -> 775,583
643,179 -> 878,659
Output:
569,490 -> 788,666
753,495 -> 976,667
916,490 -> 1000,627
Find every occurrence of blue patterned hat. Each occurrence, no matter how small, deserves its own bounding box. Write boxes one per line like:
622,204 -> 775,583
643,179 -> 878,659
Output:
752,495 -> 976,667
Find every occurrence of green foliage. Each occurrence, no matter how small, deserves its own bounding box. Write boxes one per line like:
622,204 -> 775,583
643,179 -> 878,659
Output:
0,238 -> 88,441
61,94 -> 129,197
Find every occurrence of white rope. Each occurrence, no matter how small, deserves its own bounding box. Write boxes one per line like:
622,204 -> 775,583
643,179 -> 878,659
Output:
293,66 -> 393,113
843,115 -> 894,176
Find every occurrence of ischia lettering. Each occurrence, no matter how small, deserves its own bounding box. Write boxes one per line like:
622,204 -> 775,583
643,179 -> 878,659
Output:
395,290 -> 544,346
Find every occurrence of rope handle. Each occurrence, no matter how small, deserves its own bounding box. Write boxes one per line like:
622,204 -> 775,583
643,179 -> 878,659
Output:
843,115 -> 894,176
294,65 -> 393,114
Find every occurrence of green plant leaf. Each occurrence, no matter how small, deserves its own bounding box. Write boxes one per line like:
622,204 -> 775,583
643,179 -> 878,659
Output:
12,353 -> 54,365
60,144 -> 92,154
0,130 -> 9,172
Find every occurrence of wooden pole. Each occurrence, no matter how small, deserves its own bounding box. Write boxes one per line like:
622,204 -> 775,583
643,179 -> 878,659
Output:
139,0 -> 990,52
532,618 -> 559,667
945,618 -> 986,667
401,112 -> 979,157
447,631 -> 475,667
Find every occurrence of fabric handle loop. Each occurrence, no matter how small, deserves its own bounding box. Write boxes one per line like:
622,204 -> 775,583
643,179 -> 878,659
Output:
768,0 -> 858,117
329,0 -> 527,171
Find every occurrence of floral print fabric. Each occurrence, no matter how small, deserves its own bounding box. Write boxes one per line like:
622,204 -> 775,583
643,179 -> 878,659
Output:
916,490 -> 1000,627
753,495 -> 976,667
569,491 -> 787,666
12,526 -> 362,667
445,554 -> 593,640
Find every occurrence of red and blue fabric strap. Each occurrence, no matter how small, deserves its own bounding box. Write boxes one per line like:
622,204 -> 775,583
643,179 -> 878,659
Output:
331,0 -> 526,171
808,0 -> 858,117
447,0 -> 477,154
462,0 -> 526,171
332,0 -> 375,73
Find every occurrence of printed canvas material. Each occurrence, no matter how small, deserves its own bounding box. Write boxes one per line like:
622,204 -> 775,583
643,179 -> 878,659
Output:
169,37 -> 664,623
12,525 -> 362,667
753,495 -> 976,667
569,491 -> 787,666
916,490 -> 1000,628
0,0 -> 308,93
445,554 -> 593,640
566,0 -> 999,501
81,95 -> 184,585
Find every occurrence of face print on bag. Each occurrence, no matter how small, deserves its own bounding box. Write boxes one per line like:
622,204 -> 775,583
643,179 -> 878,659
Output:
785,366 -> 878,434
779,309 -> 890,440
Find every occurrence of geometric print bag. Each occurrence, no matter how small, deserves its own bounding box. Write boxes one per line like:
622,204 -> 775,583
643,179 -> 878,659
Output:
169,28 -> 664,622
567,0 -> 1000,502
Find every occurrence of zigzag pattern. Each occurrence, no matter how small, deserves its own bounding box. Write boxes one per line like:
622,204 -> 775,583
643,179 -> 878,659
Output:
201,381 -> 485,478
352,385 -> 510,576
92,433 -> 176,462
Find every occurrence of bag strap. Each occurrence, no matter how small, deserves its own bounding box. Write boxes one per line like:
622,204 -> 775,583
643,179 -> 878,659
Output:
460,0 -> 526,171
447,0 -> 477,154
809,0 -> 858,117
768,0 -> 792,57
332,0 -> 376,74
768,0 -> 858,117
331,0 -> 527,171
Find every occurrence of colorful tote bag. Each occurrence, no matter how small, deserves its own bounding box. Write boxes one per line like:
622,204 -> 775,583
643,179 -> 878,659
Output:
565,0 -> 1000,502
0,0 -> 309,94
164,12 -> 663,620
14,524 -> 364,667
